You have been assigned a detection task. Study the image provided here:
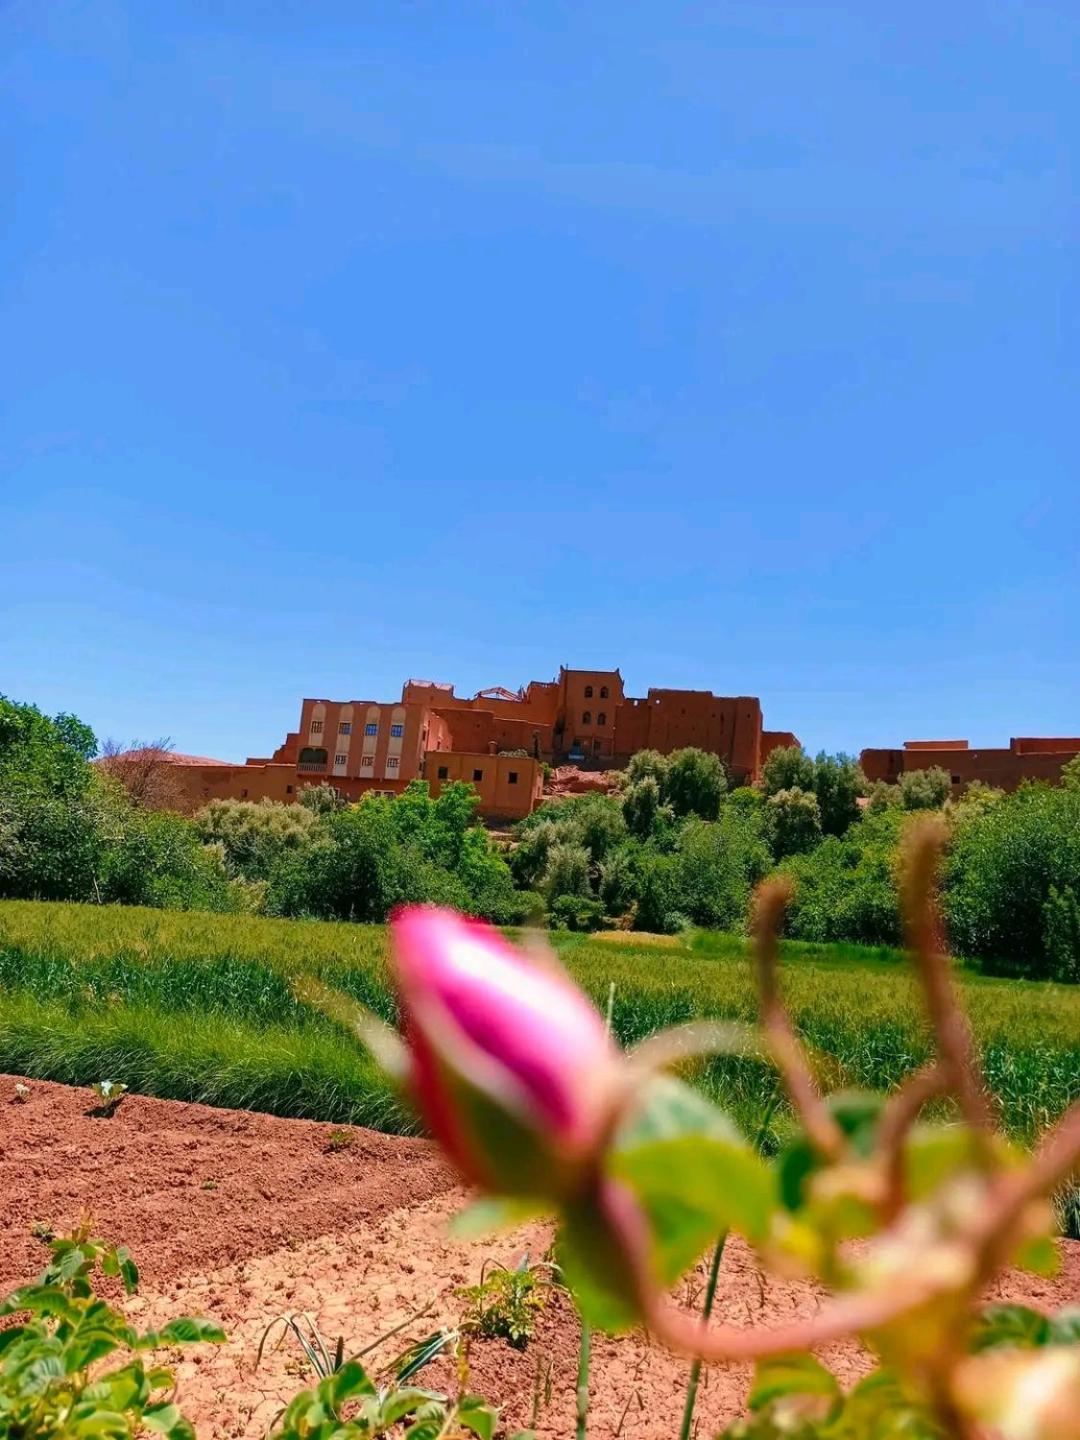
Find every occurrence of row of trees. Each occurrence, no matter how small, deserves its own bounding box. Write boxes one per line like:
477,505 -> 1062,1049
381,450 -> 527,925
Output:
2,696 -> 1078,980
0,697 -> 525,925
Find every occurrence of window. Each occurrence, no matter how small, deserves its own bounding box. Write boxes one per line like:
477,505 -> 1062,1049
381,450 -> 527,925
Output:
597,712 -> 606,726
310,719 -> 324,734
600,686 -> 609,699
286,784 -> 293,794
361,754 -> 374,767
508,771 -> 518,784
473,768 -> 483,782
437,765 -> 449,780
339,722 -> 351,735
390,723 -> 404,738
335,753 -> 348,766
241,788 -> 248,798
387,756 -> 399,768
582,710 -> 592,725
298,746 -> 327,773
364,722 -> 378,736
584,685 -> 593,698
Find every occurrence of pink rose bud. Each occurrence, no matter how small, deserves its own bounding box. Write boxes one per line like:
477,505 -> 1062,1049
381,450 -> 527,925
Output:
391,906 -> 621,1199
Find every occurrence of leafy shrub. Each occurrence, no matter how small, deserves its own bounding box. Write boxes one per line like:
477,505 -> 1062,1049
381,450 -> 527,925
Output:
457,1255 -> 555,1350
766,786 -> 821,858
549,893 -> 607,931
625,748 -> 669,787
898,765 -> 952,811
265,782 -> 520,924
811,752 -> 866,836
761,744 -> 816,796
622,776 -> 664,839
780,809 -> 907,946
99,810 -> 237,912
671,812 -> 770,930
946,783 -> 1080,979
197,797 -> 316,880
542,841 -> 592,902
0,1227 -> 224,1439
663,747 -> 727,820
762,746 -> 865,836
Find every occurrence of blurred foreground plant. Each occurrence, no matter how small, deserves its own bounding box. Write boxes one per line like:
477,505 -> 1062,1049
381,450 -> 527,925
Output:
320,817 -> 1080,1439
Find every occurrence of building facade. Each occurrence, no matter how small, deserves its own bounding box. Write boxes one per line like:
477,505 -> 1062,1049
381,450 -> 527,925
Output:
159,662 -> 800,817
860,737 -> 1080,793
150,666 -> 1078,818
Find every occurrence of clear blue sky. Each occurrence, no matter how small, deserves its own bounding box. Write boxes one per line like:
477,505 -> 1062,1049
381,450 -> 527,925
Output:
2,1 -> 1076,762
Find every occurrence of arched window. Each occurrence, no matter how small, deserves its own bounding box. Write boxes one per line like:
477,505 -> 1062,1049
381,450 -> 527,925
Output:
584,685 -> 593,698
298,746 -> 327,773
582,710 -> 592,725
600,686 -> 609,699
597,711 -> 606,726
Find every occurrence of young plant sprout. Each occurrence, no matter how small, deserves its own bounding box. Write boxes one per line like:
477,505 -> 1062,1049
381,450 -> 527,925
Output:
361,817 -> 1080,1440
90,1079 -> 129,1116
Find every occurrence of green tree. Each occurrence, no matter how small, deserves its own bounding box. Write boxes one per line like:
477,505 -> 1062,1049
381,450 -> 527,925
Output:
663,747 -> 727,820
767,786 -> 822,858
780,808 -> 907,947
197,798 -> 316,880
898,766 -> 952,811
626,749 -> 669,787
812,752 -> 866,836
622,776 -> 663,839
761,745 -> 816,797
542,842 -> 592,903
1060,753 -> 1080,791
945,783 -> 1080,980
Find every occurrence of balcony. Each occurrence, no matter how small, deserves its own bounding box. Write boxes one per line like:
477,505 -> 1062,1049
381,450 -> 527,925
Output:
297,762 -> 327,774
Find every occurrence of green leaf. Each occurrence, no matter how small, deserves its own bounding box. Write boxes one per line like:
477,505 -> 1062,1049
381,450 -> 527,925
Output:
457,1395 -> 498,1440
144,1400 -> 197,1440
66,1404 -> 133,1437
450,1197 -> 548,1239
608,1075 -> 775,1283
151,1316 -> 227,1345
326,1357 -> 376,1405
378,1387 -> 445,1426
748,1352 -> 841,1412
972,1303 -> 1052,1352
1050,1307 -> 1080,1344
0,1284 -> 79,1323
101,1246 -> 140,1295
1014,1232 -> 1060,1279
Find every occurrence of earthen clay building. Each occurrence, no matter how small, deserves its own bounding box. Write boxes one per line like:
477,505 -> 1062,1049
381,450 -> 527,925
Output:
164,665 -> 798,820
153,665 -> 1078,822
860,736 -> 1080,793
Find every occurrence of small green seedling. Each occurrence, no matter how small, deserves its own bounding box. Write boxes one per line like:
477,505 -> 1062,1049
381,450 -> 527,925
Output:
12,1082 -> 30,1103
457,1253 -> 558,1351
325,1127 -> 356,1153
90,1079 -> 129,1116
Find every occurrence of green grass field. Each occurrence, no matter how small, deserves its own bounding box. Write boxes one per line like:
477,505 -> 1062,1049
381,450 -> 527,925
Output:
1,900 -> 1077,1227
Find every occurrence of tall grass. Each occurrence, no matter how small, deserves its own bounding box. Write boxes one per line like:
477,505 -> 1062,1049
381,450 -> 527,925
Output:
1,900 -> 1076,1226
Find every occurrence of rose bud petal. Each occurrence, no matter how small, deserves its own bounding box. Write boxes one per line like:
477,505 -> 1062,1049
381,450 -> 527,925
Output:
391,906 -> 621,1199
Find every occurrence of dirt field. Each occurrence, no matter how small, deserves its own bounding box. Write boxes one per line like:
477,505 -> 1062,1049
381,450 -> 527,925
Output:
2,1076 -> 1077,1438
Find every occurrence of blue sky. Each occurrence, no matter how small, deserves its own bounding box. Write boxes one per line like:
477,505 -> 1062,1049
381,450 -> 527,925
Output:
2,1 -> 1076,762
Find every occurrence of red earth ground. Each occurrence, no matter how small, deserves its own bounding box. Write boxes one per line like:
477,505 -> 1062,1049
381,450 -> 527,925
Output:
2,1075 -> 1077,1438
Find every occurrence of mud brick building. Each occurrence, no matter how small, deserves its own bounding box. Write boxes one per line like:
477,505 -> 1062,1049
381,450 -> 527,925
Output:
162,664 -> 799,820
860,736 -> 1080,794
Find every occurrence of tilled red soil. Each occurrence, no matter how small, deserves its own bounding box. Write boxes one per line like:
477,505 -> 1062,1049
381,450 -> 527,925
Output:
2,1075 -> 1077,1439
